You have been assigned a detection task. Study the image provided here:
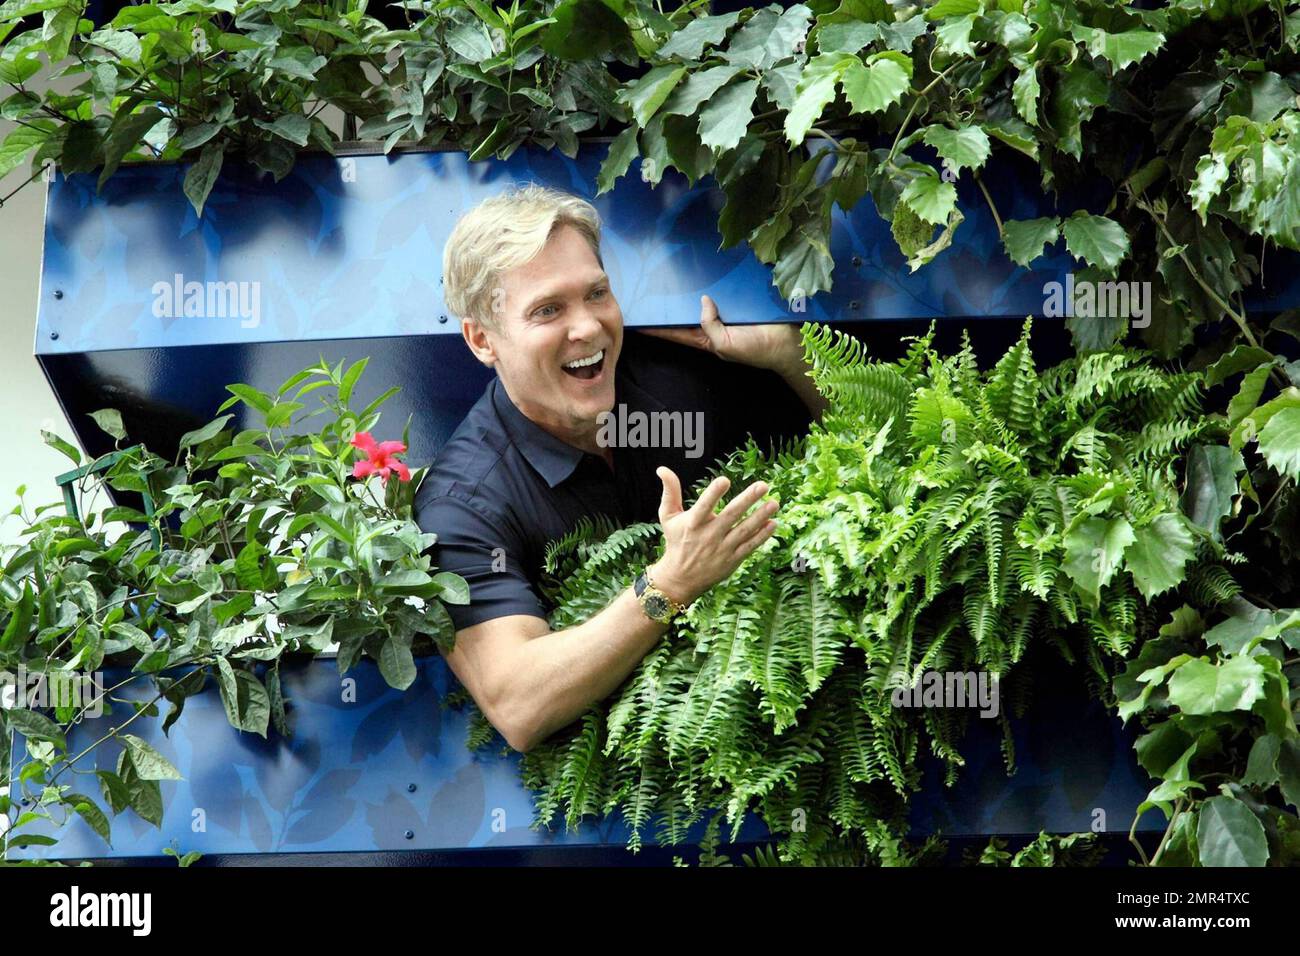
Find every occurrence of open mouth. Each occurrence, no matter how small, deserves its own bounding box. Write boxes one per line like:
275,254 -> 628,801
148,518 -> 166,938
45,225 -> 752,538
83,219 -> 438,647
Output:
562,348 -> 606,381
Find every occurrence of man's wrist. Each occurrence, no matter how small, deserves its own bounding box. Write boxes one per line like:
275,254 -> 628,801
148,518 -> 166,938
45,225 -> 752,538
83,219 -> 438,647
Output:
646,562 -> 695,608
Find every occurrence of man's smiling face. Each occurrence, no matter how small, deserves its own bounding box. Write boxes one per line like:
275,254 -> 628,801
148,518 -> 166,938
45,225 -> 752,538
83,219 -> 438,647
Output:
472,223 -> 623,449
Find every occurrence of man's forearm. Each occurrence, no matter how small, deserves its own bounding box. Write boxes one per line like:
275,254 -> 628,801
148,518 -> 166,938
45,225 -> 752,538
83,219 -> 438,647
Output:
501,587 -> 670,749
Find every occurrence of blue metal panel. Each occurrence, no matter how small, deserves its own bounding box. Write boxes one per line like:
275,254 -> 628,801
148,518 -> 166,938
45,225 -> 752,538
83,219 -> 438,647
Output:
9,654 -> 1157,861
46,140 -> 1296,357
9,657 -> 765,860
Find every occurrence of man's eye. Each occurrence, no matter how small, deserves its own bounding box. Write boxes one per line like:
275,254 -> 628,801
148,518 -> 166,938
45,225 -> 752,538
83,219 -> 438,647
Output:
589,288 -> 608,300
535,305 -> 558,318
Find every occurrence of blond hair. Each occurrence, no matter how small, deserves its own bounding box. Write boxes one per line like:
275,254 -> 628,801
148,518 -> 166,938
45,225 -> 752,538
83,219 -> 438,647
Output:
442,182 -> 604,331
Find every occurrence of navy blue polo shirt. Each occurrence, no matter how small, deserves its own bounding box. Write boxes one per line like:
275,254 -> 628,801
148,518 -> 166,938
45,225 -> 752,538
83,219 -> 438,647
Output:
413,331 -> 811,631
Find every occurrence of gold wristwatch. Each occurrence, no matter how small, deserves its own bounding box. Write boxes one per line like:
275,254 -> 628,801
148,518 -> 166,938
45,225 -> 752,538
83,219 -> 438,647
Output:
634,567 -> 688,624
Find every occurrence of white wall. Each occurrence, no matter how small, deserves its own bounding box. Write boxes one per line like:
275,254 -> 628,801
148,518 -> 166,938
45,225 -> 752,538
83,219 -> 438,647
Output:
0,95 -> 90,549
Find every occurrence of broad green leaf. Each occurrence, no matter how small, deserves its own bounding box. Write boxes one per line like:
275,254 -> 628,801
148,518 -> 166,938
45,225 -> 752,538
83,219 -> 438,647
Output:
1242,733 -> 1281,788
921,124 -> 990,173
1013,67 -> 1039,125
223,384 -> 273,414
65,793 -> 111,845
660,64 -> 743,118
1166,655 -> 1266,715
1061,213 -> 1130,274
87,28 -> 141,61
1048,62 -> 1108,160
1232,389 -> 1300,452
619,65 -> 687,127
182,141 -> 224,218
378,637 -> 416,690
87,408 -> 126,440
433,571 -> 470,605
699,78 -> 758,153
596,126 -> 638,195
1071,25 -> 1165,71
816,20 -> 880,54
6,707 -> 66,749
1205,344 -> 1275,387
253,114 -> 310,147
124,771 -> 163,827
840,52 -> 911,115
772,210 -> 834,300
178,413 -> 232,450
43,6 -> 79,62
1227,363 -> 1270,428
1002,217 -> 1059,266
1258,407 -> 1300,479
1196,796 -> 1268,867
1180,444 -> 1242,538
1125,514 -> 1195,599
723,4 -> 812,71
0,121 -> 53,181
784,53 -> 852,145
123,734 -> 182,780
933,13 -> 976,55
924,0 -> 980,19
657,10 -> 740,59
899,173 -> 957,225
99,105 -> 166,188
1063,515 -> 1135,603
446,20 -> 493,61
905,206 -> 963,272
39,429 -> 80,468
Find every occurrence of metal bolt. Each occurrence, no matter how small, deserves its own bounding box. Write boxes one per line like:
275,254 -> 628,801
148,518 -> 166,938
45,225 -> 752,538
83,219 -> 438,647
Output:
49,331 -> 59,340
407,783 -> 417,793
53,290 -> 63,299
849,300 -> 860,311
438,314 -> 448,324
851,256 -> 862,268
404,829 -> 414,840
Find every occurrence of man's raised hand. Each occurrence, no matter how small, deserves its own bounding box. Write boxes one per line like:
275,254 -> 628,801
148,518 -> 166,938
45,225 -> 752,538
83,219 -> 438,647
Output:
649,466 -> 778,607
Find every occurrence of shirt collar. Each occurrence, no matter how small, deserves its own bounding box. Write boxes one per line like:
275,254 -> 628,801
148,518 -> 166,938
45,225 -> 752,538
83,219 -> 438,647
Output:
490,362 -> 668,489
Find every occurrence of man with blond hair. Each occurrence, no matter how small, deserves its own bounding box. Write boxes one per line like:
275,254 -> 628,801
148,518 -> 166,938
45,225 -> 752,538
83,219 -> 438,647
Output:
416,182 -> 826,753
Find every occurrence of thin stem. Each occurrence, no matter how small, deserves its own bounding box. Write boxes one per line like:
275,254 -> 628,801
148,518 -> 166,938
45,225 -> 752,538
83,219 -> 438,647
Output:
886,65 -> 956,166
43,675 -> 189,790
974,172 -> 1002,236
1135,196 -> 1267,355
1128,809 -> 1152,866
1148,798 -> 1185,866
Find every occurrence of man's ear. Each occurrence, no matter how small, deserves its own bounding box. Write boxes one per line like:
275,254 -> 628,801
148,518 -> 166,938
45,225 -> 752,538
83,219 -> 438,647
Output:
461,318 -> 497,368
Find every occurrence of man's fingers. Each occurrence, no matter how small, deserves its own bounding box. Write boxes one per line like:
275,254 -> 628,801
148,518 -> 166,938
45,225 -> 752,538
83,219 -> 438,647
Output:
725,498 -> 779,546
657,466 -> 684,523
716,480 -> 770,526
733,517 -> 778,558
699,295 -> 729,352
640,327 -> 711,351
690,475 -> 732,518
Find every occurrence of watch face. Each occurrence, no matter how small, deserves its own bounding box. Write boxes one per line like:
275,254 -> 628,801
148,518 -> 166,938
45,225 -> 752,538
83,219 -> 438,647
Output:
644,593 -> 671,620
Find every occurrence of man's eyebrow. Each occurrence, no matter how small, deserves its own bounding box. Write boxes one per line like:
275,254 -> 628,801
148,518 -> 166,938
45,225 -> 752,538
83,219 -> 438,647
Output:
521,274 -> 609,315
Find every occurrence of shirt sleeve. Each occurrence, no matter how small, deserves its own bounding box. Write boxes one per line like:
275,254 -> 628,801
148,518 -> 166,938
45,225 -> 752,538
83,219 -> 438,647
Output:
414,492 -> 548,632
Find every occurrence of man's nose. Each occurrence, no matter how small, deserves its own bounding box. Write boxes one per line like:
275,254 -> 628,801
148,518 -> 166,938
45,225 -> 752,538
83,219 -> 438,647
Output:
568,304 -> 604,340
